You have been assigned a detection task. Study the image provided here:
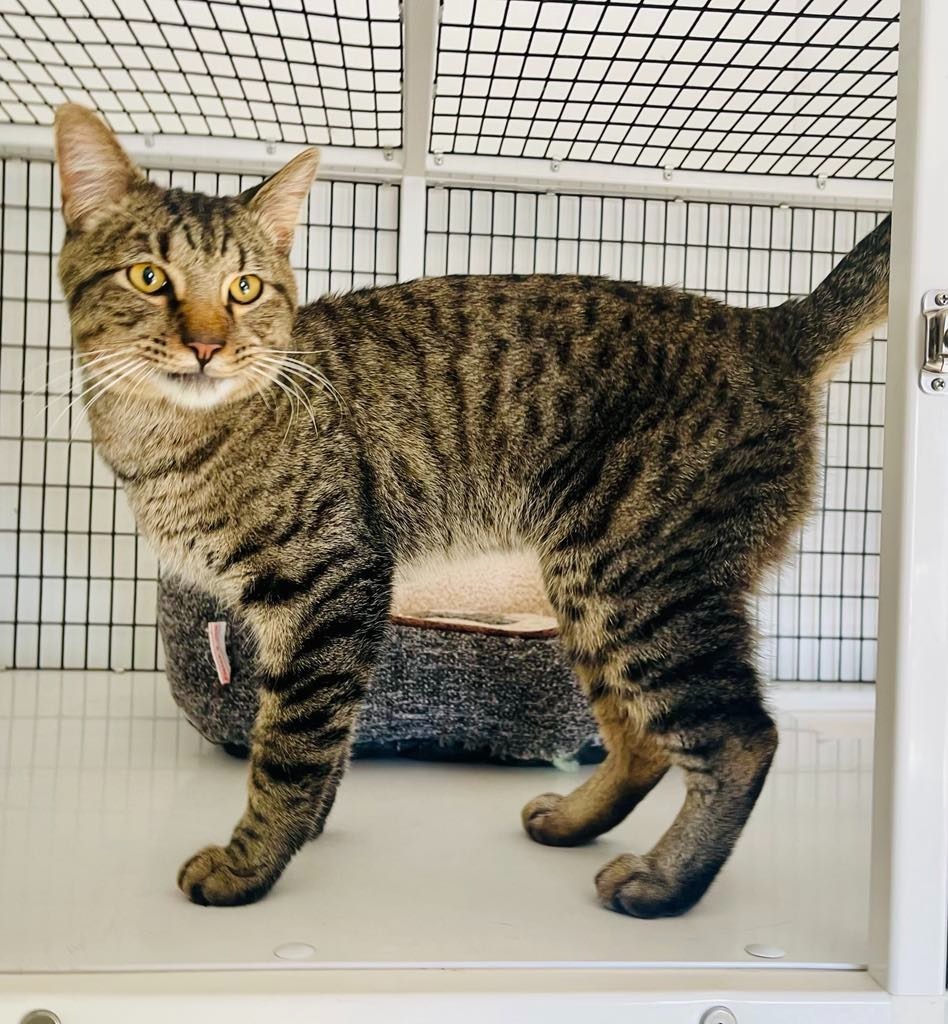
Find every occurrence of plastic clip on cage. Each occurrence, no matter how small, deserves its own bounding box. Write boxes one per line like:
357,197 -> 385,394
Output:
0,1 -> 947,1022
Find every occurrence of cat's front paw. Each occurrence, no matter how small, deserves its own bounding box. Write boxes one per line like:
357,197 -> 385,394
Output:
177,844 -> 276,907
522,792 -> 575,846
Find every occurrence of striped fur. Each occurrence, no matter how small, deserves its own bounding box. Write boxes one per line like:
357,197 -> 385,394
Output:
55,105 -> 890,916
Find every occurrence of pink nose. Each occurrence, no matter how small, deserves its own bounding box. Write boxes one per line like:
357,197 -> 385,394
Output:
186,340 -> 224,367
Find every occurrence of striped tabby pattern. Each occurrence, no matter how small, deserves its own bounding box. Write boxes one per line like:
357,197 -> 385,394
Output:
54,104 -> 891,916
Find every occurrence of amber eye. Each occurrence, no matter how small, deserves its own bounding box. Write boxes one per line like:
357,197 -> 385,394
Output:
127,263 -> 168,295
229,274 -> 263,304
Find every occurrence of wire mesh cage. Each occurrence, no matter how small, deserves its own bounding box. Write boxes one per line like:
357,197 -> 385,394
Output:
425,187 -> 886,682
1,171 -> 883,681
432,0 -> 899,179
0,0 -> 898,177
0,0 -> 404,146
11,0 -> 948,1011
0,0 -> 896,679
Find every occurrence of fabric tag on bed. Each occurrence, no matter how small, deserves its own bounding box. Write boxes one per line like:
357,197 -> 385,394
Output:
207,620 -> 231,685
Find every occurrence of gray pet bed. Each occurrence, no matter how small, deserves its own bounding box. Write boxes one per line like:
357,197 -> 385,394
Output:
158,552 -> 603,766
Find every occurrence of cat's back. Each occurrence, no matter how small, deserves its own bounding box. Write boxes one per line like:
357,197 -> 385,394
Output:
296,273 -> 798,429
298,273 -> 774,376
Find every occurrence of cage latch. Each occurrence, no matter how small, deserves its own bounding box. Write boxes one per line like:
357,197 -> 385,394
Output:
921,290 -> 948,393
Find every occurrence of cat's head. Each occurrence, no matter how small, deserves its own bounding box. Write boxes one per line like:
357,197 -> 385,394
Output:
54,103 -> 318,411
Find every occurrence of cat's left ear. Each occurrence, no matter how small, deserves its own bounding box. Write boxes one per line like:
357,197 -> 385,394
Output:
240,148 -> 320,256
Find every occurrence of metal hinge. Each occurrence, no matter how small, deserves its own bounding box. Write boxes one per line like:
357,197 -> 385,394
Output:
921,290 -> 948,393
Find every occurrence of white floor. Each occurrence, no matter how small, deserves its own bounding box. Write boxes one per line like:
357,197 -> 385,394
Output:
0,671 -> 874,973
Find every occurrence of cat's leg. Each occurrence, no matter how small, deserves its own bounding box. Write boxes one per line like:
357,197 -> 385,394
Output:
522,679 -> 669,846
178,557 -> 391,907
594,681 -> 776,919
308,752 -> 348,840
526,562 -> 777,918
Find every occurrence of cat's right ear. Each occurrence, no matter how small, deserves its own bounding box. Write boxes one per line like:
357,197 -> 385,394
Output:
54,104 -> 143,232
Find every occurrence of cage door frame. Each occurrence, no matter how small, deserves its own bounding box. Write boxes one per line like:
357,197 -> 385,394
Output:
869,0 -> 948,998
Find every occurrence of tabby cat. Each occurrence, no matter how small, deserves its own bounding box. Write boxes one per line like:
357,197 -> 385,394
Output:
53,104 -> 890,916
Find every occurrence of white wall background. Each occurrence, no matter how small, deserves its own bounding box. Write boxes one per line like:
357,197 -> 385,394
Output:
0,161 -> 884,681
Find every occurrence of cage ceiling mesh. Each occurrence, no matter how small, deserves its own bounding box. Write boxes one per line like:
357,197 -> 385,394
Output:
0,0 -> 899,182
434,0 -> 899,179
0,0 -> 403,147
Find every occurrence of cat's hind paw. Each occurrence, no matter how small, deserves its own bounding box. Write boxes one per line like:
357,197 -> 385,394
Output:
178,843 -> 276,907
595,853 -> 707,919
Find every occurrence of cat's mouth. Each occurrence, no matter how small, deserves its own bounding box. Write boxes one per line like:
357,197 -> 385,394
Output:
164,371 -> 220,388
156,368 -> 240,409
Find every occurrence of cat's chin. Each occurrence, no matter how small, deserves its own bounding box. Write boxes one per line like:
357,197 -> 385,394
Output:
152,371 -> 242,410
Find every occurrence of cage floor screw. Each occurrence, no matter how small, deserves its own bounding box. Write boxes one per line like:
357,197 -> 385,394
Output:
700,1008 -> 738,1024
932,378 -> 946,391
935,292 -> 948,306
745,942 -> 786,959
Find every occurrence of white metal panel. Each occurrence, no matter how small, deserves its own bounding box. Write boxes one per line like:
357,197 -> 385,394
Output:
0,123 -> 403,180
398,175 -> 427,281
869,0 -> 948,998
428,151 -> 893,211
0,124 -> 895,210
0,969 -> 896,1024
401,0 -> 441,176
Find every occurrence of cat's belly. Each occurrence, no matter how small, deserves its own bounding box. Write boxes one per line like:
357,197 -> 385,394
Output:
393,544 -> 552,619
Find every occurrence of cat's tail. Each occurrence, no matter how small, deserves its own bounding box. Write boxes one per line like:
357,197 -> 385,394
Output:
788,214 -> 891,379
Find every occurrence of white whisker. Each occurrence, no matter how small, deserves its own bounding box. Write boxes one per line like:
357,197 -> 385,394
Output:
82,361 -> 147,418
253,348 -> 332,357
279,356 -> 345,405
34,346 -> 113,367
25,349 -> 121,400
43,357 -> 137,428
119,364 -> 156,418
274,367 -> 318,435
256,366 -> 300,446
256,354 -> 345,414
47,356 -> 140,433
243,365 -> 276,412
257,359 -> 321,418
